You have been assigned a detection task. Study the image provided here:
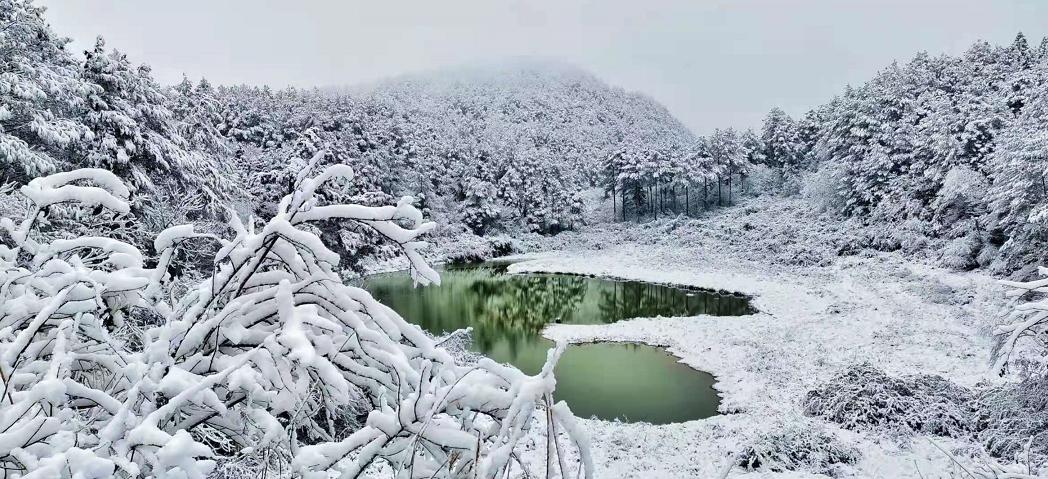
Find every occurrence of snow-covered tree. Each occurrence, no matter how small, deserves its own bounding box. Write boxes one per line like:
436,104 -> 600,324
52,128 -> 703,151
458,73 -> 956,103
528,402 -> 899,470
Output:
462,178 -> 500,235
169,76 -> 230,156
759,108 -> 804,182
0,0 -> 91,182
210,62 -> 697,234
79,38 -> 236,220
708,128 -> 749,206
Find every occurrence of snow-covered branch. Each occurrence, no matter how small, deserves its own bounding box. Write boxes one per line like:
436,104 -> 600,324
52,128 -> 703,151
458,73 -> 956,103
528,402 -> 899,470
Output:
0,163 -> 591,478
993,266 -> 1048,374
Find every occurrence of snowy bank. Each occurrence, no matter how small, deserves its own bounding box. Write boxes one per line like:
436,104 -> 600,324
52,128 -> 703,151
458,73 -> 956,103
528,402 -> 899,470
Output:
504,213 -> 1010,478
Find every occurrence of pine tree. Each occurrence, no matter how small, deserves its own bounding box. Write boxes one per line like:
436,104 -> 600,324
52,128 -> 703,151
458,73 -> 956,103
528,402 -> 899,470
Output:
0,0 -> 91,181
759,108 -> 803,181
169,75 -> 229,155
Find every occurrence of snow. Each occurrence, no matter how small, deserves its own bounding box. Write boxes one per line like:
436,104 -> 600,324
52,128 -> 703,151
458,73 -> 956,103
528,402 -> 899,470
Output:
496,197 -> 1008,478
154,224 -> 202,252
22,168 -> 130,214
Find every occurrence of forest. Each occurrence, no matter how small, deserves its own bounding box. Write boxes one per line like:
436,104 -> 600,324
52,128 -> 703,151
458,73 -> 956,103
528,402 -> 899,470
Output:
2,0 -> 1048,477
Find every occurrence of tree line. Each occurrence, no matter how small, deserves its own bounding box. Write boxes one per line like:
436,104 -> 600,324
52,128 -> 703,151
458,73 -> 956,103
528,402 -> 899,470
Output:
600,109 -> 814,221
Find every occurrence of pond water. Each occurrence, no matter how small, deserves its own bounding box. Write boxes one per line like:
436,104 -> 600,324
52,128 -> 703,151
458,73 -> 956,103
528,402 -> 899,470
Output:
364,262 -> 753,424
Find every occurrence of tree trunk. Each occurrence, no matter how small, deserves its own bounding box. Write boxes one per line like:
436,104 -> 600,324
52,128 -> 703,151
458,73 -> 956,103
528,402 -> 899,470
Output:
654,184 -> 658,219
703,178 -> 708,210
652,184 -> 657,219
622,187 -> 627,222
659,182 -> 664,215
717,176 -> 722,206
728,175 -> 733,205
685,184 -> 690,216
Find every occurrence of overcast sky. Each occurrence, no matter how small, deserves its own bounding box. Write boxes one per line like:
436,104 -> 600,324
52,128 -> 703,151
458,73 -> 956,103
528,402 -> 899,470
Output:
37,0 -> 1048,134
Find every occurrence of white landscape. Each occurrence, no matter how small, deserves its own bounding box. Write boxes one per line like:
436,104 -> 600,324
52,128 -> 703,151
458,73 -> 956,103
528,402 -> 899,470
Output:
2,0 -> 1048,477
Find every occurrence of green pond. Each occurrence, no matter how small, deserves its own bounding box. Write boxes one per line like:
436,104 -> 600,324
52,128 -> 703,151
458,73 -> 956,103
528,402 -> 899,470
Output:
364,262 -> 753,424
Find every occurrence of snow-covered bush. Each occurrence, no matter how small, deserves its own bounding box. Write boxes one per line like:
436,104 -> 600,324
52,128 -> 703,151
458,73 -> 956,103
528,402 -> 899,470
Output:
941,235 -> 982,271
744,164 -> 784,196
736,419 -> 859,476
806,365 -> 1048,467
929,444 -> 1042,479
804,364 -> 975,438
0,160 -> 591,478
800,165 -> 846,215
968,456 -> 1042,479
856,215 -> 934,256
426,227 -> 516,266
976,375 -> 1048,465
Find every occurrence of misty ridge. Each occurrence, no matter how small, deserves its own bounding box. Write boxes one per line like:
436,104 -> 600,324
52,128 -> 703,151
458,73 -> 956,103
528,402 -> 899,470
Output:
2,0 -> 1048,478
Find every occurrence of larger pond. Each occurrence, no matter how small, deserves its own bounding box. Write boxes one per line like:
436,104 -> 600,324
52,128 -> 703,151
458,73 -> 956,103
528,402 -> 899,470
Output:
364,262 -> 753,424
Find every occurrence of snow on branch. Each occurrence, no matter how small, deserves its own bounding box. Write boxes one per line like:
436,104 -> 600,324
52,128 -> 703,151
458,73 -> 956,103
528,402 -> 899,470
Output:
0,161 -> 590,478
993,266 -> 1048,375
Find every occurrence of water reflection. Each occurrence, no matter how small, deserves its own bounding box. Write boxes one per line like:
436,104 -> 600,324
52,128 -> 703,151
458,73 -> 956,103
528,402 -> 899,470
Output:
364,262 -> 753,423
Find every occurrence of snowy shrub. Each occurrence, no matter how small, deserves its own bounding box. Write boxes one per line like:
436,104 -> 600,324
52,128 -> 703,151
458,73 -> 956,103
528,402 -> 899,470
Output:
736,419 -> 859,476
776,243 -> 833,267
941,235 -> 981,271
744,164 -> 783,196
859,216 -> 933,255
0,159 -> 591,478
807,365 -> 1048,466
804,364 -> 975,438
800,165 -> 846,215
929,443 -> 1042,479
976,375 -> 1048,465
427,228 -> 517,266
977,243 -> 1000,268
781,172 -> 806,197
968,456 -> 1042,479
984,267 -> 1048,479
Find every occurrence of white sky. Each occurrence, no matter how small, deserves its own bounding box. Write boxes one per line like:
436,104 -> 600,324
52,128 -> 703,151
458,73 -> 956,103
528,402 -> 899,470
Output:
37,0 -> 1048,134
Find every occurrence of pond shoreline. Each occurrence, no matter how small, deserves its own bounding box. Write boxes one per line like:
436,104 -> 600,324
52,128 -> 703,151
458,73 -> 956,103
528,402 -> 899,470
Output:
364,262 -> 745,424
500,242 -> 1000,478
508,269 -> 756,306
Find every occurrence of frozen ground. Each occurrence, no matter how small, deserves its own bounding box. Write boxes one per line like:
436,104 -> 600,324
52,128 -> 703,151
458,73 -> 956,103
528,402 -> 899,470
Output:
502,197 -> 1015,478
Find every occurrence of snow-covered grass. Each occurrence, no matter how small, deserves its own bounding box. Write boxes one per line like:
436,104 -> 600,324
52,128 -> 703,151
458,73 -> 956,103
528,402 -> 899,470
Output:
497,195 -> 1031,478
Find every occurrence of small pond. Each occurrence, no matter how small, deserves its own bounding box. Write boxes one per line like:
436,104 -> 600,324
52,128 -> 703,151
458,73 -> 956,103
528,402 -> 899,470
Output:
364,261 -> 753,424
